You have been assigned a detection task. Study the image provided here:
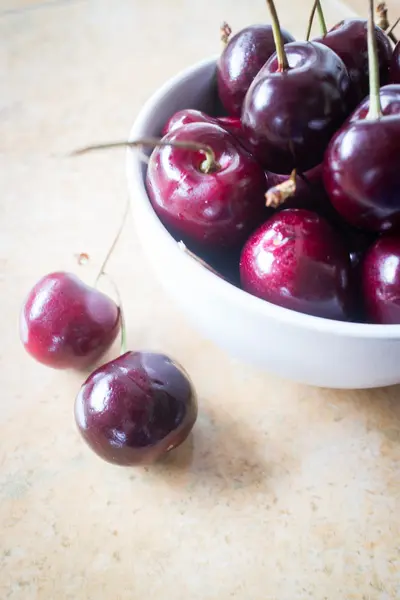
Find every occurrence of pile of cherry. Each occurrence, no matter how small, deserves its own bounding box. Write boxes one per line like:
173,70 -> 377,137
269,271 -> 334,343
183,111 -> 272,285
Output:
146,0 -> 400,325
19,0 -> 400,468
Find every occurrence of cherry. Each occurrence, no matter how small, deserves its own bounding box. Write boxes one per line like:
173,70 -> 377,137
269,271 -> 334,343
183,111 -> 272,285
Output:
217,24 -> 295,117
323,3 -> 400,233
240,209 -> 352,321
146,121 -> 267,253
265,164 -> 326,212
162,109 -> 252,152
390,41 -> 400,83
314,19 -> 392,105
346,83 -> 400,121
241,1 -> 352,174
20,272 -> 120,369
162,109 -> 215,136
362,236 -> 400,323
75,351 -> 197,465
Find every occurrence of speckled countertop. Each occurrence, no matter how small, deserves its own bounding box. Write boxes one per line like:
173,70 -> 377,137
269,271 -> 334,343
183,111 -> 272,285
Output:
1,0 -> 400,598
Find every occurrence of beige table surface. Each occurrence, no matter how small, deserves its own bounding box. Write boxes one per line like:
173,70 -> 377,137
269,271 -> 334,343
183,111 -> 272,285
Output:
1,0 -> 400,598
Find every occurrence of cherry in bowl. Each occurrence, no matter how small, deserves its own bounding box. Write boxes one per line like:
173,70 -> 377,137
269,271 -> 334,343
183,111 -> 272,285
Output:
240,209 -> 353,321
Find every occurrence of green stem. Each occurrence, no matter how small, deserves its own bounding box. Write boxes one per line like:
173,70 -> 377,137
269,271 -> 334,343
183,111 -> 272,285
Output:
266,0 -> 289,71
93,197 -> 130,356
97,272 -> 127,356
71,137 -> 219,174
306,1 -> 318,41
367,0 -> 382,120
306,0 -> 327,40
386,16 -> 400,42
316,0 -> 327,36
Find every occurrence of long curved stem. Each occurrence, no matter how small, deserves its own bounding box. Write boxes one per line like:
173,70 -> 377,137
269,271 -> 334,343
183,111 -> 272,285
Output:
98,271 -> 127,355
71,137 -> 219,174
92,196 -> 130,356
367,0 -> 382,120
266,0 -> 289,71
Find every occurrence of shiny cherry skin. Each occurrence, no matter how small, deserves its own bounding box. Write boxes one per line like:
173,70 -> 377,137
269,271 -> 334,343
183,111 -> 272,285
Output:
146,122 -> 267,253
323,86 -> 400,233
390,42 -> 400,84
346,84 -> 400,121
162,109 -> 252,151
314,19 -> 392,104
217,24 -> 295,117
162,109 -> 214,136
75,351 -> 197,465
241,42 -> 352,174
20,272 -> 120,369
362,236 -> 400,324
240,209 -> 352,321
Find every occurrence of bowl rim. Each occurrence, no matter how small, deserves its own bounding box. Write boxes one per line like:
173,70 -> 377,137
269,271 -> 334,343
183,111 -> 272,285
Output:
126,55 -> 400,341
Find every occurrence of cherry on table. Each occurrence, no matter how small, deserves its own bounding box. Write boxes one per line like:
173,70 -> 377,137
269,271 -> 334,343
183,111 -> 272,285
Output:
240,208 -> 353,321
217,24 -> 295,117
75,351 -> 197,466
146,121 -> 268,254
20,272 -> 120,369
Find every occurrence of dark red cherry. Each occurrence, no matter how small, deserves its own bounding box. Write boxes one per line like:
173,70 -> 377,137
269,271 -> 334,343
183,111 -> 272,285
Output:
75,351 -> 197,465
346,83 -> 400,121
162,109 -> 252,152
390,42 -> 400,83
265,164 -> 326,212
146,122 -> 267,253
241,41 -> 352,173
217,24 -> 295,117
323,4 -> 400,234
323,104 -> 400,233
20,272 -> 120,369
362,236 -> 400,323
240,209 -> 352,321
162,109 -> 213,136
314,19 -> 392,104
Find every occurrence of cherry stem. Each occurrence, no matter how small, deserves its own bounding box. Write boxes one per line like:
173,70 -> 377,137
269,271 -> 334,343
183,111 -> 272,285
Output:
220,21 -> 232,47
265,170 -> 297,208
376,2 -> 398,42
97,272 -> 127,356
71,138 -> 219,174
266,0 -> 289,71
367,0 -> 382,120
376,2 -> 389,30
92,195 -> 130,356
306,0 -> 327,40
387,16 -> 400,42
316,0 -> 328,36
306,1 -> 318,41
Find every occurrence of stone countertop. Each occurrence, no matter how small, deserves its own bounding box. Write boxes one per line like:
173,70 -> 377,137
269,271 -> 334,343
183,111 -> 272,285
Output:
1,1 -> 400,598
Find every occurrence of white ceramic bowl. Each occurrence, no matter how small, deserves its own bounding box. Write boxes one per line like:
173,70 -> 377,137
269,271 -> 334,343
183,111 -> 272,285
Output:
126,57 -> 400,389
